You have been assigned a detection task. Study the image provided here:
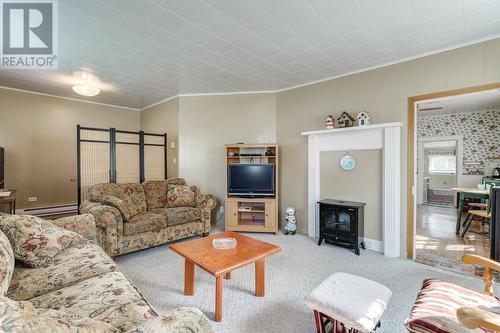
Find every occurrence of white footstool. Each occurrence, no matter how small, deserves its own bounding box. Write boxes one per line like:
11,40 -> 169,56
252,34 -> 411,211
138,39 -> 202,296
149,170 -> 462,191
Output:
304,272 -> 392,333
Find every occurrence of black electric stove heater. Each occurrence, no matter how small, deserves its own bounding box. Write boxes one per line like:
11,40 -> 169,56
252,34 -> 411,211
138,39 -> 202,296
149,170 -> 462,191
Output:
317,199 -> 366,255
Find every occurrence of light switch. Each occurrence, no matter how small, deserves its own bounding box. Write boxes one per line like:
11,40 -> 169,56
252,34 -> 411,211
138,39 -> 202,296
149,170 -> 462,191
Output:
173,157 -> 176,164
170,142 -> 175,149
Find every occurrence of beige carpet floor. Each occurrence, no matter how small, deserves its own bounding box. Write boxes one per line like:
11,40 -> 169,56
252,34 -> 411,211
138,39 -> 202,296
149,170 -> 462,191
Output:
116,226 -> 498,332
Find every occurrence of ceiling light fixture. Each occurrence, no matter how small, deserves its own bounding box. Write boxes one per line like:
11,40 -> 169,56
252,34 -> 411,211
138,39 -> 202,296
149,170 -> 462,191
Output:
72,71 -> 101,97
72,83 -> 100,97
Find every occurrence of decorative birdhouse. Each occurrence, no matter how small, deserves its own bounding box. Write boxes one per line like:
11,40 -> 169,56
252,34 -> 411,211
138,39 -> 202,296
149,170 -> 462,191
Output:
337,111 -> 355,128
357,111 -> 371,126
325,115 -> 334,129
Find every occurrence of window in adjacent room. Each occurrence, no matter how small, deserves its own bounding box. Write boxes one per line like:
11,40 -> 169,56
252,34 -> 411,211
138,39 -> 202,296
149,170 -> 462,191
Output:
428,154 -> 456,174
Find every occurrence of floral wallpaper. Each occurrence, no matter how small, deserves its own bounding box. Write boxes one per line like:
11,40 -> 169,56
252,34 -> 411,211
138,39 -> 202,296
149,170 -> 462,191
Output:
417,110 -> 500,175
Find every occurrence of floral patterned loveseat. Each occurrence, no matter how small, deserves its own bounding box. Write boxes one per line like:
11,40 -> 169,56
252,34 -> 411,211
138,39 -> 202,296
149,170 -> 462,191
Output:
81,178 -> 216,256
0,213 -> 214,333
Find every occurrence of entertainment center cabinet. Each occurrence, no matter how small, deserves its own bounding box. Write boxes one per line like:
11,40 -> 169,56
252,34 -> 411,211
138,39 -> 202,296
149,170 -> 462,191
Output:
224,144 -> 279,234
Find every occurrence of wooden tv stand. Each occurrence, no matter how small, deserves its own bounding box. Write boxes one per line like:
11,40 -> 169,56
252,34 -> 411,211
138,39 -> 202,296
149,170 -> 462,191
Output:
224,144 -> 279,234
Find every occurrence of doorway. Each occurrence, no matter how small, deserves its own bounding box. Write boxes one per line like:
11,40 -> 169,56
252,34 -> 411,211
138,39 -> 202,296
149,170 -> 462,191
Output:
407,83 -> 500,276
418,136 -> 462,207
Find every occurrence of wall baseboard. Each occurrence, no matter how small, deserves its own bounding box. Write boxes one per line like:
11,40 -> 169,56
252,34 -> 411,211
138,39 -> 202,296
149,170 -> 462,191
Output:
16,204 -> 78,216
362,237 -> 384,253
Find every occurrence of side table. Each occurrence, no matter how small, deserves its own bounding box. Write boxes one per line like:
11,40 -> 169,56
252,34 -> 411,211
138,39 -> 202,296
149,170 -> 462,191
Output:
0,189 -> 16,214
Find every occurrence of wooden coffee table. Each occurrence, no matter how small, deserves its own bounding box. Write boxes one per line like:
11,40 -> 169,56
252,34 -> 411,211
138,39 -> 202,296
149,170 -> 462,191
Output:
170,232 -> 281,322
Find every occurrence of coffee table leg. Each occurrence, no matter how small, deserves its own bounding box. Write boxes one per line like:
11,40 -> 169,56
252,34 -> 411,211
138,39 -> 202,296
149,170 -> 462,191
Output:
215,275 -> 223,322
224,272 -> 231,280
184,259 -> 194,295
255,258 -> 265,297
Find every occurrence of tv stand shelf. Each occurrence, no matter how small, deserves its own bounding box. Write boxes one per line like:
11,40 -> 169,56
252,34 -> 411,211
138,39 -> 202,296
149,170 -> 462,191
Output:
225,197 -> 277,234
224,144 -> 279,234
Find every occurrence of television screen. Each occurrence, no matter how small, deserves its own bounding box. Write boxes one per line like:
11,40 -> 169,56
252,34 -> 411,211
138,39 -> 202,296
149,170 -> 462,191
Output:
227,164 -> 275,196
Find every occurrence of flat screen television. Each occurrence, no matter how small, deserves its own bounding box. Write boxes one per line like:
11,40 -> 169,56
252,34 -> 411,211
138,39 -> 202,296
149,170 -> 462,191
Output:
227,164 -> 275,196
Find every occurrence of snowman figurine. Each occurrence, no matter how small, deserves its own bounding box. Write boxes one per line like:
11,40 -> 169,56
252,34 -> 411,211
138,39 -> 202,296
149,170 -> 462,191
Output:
283,207 -> 297,235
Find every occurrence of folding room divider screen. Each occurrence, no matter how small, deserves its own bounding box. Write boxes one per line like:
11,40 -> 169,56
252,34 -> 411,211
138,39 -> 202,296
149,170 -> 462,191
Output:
77,125 -> 167,206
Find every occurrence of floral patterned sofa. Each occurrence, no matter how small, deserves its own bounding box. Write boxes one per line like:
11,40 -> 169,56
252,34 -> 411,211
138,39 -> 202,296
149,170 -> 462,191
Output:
81,178 -> 217,256
0,213 -> 214,332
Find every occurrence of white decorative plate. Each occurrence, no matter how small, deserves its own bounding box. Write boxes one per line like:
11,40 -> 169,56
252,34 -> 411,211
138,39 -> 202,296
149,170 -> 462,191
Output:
340,154 -> 356,171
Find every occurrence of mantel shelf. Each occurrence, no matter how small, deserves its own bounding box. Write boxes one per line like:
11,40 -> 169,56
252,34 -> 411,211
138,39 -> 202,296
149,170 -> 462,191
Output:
301,122 -> 403,136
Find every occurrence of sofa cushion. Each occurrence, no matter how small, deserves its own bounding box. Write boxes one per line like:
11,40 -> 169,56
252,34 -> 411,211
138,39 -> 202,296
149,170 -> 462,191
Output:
0,295 -> 117,333
404,278 -> 499,333
89,183 -> 147,221
0,215 -> 79,268
123,212 -> 168,236
142,179 -> 189,210
0,230 -> 14,296
30,271 -> 157,333
142,180 -> 168,210
151,207 -> 201,226
166,184 -> 197,208
8,240 -> 117,301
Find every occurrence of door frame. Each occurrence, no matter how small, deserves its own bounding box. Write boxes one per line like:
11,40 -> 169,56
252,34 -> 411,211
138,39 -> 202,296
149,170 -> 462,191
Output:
417,135 -> 463,204
406,82 -> 500,259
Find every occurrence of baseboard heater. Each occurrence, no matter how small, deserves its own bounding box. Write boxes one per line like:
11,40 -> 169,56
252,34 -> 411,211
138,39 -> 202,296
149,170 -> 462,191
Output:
17,204 -> 78,217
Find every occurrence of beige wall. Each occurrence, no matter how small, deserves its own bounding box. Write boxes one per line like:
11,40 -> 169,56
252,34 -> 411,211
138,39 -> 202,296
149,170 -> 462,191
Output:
140,98 -> 179,178
178,94 -> 276,212
320,150 -> 382,241
276,38 -> 500,256
0,88 -> 140,209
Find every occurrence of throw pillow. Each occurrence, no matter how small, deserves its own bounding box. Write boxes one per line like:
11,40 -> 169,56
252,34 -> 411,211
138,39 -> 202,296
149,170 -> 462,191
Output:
0,215 -> 79,268
166,185 -> 197,208
98,195 -> 136,221
0,230 -> 14,296
0,296 -> 118,333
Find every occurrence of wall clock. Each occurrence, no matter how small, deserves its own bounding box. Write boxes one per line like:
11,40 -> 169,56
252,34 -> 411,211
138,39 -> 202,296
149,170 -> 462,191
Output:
340,154 -> 356,171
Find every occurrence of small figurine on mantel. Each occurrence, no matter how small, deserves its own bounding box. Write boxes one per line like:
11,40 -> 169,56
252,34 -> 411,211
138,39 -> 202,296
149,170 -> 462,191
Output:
283,207 -> 297,235
325,115 -> 335,129
357,111 -> 371,126
337,111 -> 355,128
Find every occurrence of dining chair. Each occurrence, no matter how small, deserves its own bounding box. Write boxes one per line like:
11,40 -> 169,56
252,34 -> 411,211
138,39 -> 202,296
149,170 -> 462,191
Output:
460,187 -> 493,237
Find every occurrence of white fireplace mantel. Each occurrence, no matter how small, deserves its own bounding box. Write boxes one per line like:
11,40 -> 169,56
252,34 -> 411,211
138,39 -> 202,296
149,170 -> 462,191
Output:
302,122 -> 403,257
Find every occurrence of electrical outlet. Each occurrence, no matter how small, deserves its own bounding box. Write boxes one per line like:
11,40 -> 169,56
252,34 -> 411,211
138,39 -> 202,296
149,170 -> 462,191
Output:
28,197 -> 37,202
219,206 -> 224,214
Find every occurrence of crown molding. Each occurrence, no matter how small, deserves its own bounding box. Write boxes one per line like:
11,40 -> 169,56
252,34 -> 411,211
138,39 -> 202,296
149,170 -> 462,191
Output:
3,34 -> 500,112
142,34 -> 500,111
140,95 -> 179,111
0,86 -> 141,111
275,33 -> 500,93
140,90 -> 276,111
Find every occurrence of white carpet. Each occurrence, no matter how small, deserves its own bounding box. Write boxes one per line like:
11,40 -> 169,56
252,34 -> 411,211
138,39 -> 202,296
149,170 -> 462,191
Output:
116,227 -> 498,333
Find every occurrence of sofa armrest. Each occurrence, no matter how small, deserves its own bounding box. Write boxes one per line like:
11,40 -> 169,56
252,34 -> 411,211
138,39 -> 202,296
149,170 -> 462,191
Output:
196,194 -> 216,233
52,214 -> 98,242
126,307 -> 214,333
80,200 -> 123,256
196,193 -> 216,210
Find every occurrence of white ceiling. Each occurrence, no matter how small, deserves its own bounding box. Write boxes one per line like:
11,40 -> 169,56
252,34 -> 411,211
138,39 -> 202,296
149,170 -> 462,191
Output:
1,0 -> 500,110
417,89 -> 500,117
